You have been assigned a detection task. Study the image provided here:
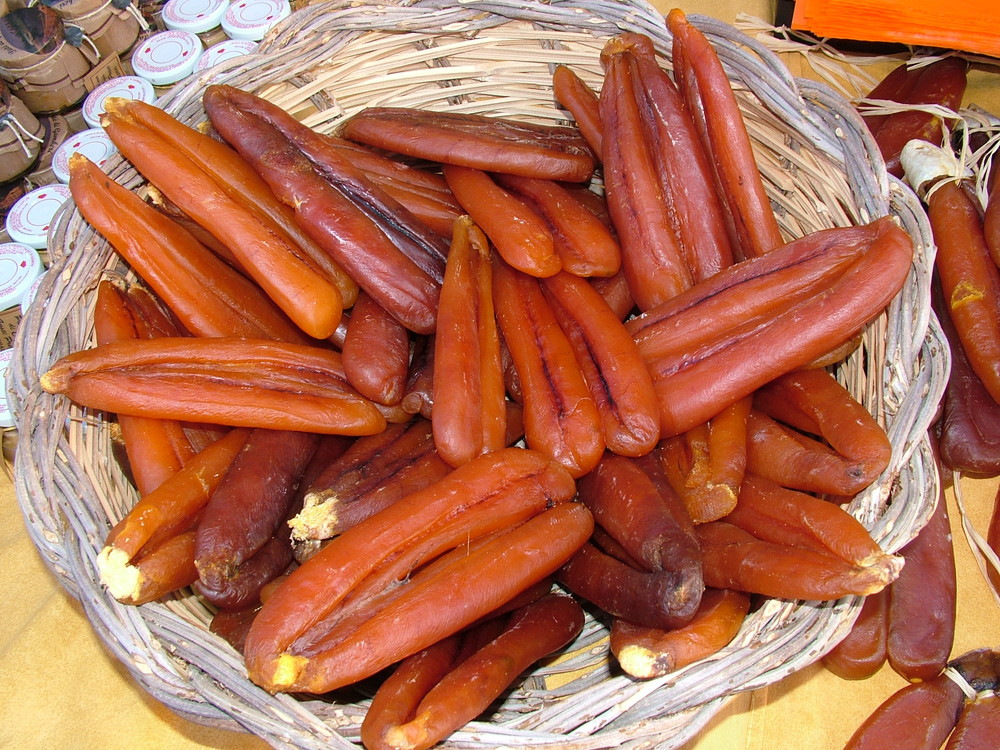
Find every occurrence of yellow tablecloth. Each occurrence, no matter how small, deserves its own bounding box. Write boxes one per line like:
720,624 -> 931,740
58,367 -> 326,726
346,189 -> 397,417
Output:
3,1 -> 999,748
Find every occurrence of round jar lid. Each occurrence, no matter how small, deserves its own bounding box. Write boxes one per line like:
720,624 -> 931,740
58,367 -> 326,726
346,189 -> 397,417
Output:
130,30 -> 204,86
195,38 -> 258,70
52,127 -> 118,183
82,76 -> 157,129
162,0 -> 230,35
0,242 -> 42,311
4,184 -> 71,250
222,0 -> 290,41
0,348 -> 14,429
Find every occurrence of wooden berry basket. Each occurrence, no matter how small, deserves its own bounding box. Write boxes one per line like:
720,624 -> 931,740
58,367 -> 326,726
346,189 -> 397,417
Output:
8,0 -> 948,747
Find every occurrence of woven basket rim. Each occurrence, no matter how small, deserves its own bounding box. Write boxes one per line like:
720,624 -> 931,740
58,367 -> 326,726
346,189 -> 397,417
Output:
8,1 -> 948,748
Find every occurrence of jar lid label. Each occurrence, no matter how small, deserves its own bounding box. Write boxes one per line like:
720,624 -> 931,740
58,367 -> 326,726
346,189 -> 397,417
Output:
222,0 -> 290,41
131,30 -> 204,85
53,127 -> 118,183
82,75 -> 156,128
4,184 -> 71,249
195,38 -> 257,70
0,242 -> 42,308
162,0 -> 230,34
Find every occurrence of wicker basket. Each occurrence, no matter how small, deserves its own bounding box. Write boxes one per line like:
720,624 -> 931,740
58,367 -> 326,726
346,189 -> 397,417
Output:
9,1 -> 948,748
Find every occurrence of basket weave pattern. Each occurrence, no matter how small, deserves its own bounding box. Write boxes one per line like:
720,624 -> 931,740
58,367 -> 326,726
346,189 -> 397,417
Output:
9,1 -> 947,748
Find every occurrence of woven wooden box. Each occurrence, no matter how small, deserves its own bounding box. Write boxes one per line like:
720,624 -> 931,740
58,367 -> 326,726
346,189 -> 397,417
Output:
9,1 -> 948,747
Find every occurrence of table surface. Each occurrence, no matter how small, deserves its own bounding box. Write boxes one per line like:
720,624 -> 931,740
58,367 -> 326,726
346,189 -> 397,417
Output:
3,1 -> 1000,748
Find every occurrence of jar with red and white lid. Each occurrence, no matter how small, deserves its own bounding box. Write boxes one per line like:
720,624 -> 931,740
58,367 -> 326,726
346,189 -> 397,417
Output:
52,127 -> 118,183
130,29 -> 204,95
161,0 -> 230,49
82,75 -> 156,129
221,0 -> 289,42
4,184 -> 71,253
195,37 -> 257,71
0,241 -> 43,350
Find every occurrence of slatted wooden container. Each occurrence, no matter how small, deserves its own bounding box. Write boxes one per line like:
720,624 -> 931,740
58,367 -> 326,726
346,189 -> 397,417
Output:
8,1 -> 948,748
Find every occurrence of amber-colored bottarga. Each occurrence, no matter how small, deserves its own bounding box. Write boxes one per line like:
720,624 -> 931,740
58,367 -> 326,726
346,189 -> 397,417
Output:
657,396 -> 751,523
443,165 -> 560,278
822,587 -> 889,680
93,279 -> 196,496
861,57 -> 968,179
492,257 -> 604,477
725,473 -> 893,569
291,418 -> 452,542
68,155 -> 308,344
195,428 -> 320,610
843,669 -> 966,750
341,106 -> 596,183
599,37 -> 693,311
667,9 -> 784,260
855,648 -> 1000,749
541,271 -> 659,458
204,85 -> 449,284
101,100 -> 345,340
945,692 -> 1000,750
560,453 -> 703,630
928,179 -> 1000,404
551,64 -> 603,156
617,31 -> 735,279
361,593 -> 584,750
103,95 -> 359,308
610,588 -> 750,679
322,135 -> 463,237
696,520 -> 901,601
96,428 -> 250,604
243,447 -> 590,694
625,219 -> 892,362
342,291 -> 411,407
496,173 -> 621,278
203,92 -> 441,335
40,337 -> 387,435
985,170 -> 1000,267
431,217 -> 507,467
934,279 -> 1000,477
640,216 -> 913,437
751,368 -> 891,493
886,487 -> 957,683
402,336 -> 435,420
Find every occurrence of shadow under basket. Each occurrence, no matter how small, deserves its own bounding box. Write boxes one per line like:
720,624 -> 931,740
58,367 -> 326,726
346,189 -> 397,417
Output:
8,1 -> 948,748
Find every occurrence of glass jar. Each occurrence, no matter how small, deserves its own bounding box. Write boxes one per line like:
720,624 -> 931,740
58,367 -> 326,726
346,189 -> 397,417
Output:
51,126 -> 118,183
0,241 -> 43,349
221,0 -> 289,42
161,0 -> 229,49
81,74 -> 156,128
194,37 -> 256,71
129,29 -> 204,94
4,183 -> 71,252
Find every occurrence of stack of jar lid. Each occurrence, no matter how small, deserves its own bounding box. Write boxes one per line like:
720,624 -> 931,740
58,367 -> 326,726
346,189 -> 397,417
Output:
132,0 -> 286,92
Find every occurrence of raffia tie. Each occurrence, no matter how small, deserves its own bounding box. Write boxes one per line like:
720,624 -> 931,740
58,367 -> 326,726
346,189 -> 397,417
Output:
0,111 -> 45,158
